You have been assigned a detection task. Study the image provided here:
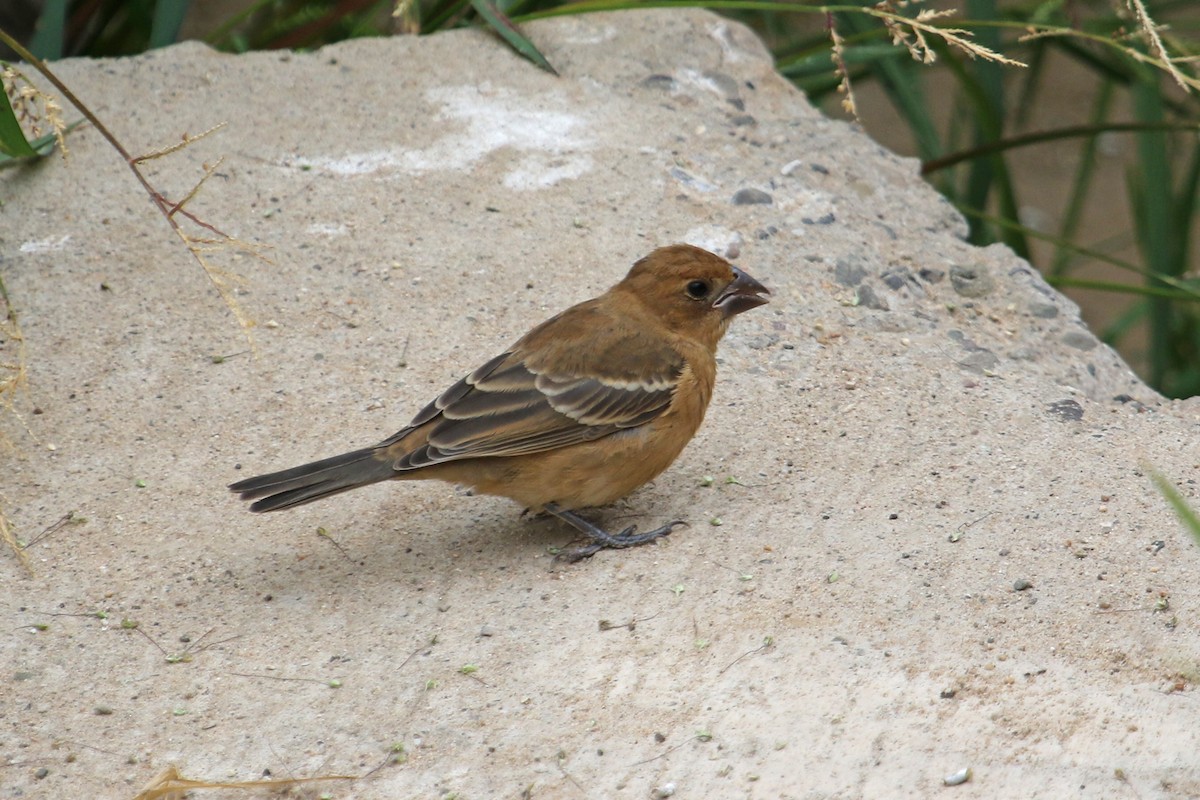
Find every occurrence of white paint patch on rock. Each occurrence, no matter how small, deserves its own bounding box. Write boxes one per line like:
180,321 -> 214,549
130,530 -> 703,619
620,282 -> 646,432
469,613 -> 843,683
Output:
709,20 -> 747,62
297,84 -> 593,190
306,223 -> 349,237
503,154 -> 594,190
684,225 -> 744,259
301,150 -> 400,176
19,235 -> 71,253
559,23 -> 618,45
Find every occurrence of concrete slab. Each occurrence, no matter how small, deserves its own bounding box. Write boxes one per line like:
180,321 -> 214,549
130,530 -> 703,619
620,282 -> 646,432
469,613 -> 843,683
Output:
3,9 -> 1198,798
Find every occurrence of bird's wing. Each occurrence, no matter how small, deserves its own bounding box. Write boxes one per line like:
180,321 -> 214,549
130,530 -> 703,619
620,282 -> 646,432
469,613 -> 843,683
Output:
380,326 -> 683,470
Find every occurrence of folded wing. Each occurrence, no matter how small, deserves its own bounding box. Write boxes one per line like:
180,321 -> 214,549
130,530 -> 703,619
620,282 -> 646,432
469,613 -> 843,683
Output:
383,343 -> 683,470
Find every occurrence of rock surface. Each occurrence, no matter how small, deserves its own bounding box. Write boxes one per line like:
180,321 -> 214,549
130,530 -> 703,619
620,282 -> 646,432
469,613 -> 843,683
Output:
3,9 -> 1199,798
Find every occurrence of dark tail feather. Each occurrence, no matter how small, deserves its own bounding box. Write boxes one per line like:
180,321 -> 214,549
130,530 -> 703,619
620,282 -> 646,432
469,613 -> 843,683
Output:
229,447 -> 396,512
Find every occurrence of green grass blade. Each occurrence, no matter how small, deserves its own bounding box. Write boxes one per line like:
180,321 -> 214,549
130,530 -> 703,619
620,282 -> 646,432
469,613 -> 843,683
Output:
1129,72 -> 1173,389
780,42 -> 905,80
1149,470 -> 1200,548
1050,277 -> 1200,302
150,0 -> 192,49
1100,297 -> 1146,344
1169,141 -> 1200,276
0,118 -> 83,169
0,130 -> 62,166
28,0 -> 69,60
424,0 -> 473,32
932,41 -> 1026,256
1011,31 -> 1046,130
205,0 -> 276,49
1050,81 -> 1114,277
835,11 -> 942,162
921,121 -> 1192,175
963,0 -> 1005,238
469,0 -> 558,74
957,203 -> 1200,301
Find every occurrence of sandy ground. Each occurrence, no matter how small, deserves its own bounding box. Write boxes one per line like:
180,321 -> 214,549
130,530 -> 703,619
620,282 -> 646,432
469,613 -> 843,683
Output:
3,10 -> 1200,799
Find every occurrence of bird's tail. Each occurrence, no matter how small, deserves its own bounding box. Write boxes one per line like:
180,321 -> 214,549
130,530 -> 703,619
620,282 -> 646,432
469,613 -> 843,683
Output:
229,447 -> 396,512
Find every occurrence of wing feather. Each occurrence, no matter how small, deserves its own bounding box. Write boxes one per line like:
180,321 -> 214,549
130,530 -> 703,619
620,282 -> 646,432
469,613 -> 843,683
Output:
380,346 -> 682,470
377,301 -> 686,471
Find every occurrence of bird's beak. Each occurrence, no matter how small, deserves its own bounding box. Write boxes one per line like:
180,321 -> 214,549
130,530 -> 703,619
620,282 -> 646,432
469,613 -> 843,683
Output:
714,266 -> 771,317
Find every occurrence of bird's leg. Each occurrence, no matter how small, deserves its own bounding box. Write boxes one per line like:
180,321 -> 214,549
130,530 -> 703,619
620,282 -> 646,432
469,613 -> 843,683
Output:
543,503 -> 686,562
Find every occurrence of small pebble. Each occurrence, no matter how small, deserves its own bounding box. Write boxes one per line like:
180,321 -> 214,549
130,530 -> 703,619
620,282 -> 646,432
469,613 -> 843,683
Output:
652,782 -> 676,798
1028,300 -> 1059,319
1013,579 -> 1033,591
1062,330 -> 1099,351
949,264 -> 994,298
944,767 -> 971,786
731,188 -> 772,205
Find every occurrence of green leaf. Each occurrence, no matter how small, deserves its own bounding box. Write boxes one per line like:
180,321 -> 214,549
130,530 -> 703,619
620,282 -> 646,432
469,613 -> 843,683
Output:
0,94 -> 40,160
470,0 -> 558,75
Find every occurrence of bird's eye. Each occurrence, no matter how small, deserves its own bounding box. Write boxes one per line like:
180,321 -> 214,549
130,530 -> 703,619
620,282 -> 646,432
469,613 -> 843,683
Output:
685,279 -> 710,299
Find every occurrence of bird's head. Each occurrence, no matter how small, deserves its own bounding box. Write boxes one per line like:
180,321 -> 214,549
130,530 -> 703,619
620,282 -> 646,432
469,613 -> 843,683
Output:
618,244 -> 770,347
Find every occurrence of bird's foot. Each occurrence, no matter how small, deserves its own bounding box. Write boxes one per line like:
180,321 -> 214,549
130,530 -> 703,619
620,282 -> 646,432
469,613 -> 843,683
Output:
543,503 -> 686,562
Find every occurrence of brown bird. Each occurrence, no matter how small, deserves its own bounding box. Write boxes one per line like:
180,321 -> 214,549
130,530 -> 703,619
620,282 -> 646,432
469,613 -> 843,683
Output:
230,244 -> 769,560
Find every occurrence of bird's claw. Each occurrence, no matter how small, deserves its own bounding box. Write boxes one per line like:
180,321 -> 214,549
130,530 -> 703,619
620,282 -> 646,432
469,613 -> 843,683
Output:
554,518 -> 687,562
